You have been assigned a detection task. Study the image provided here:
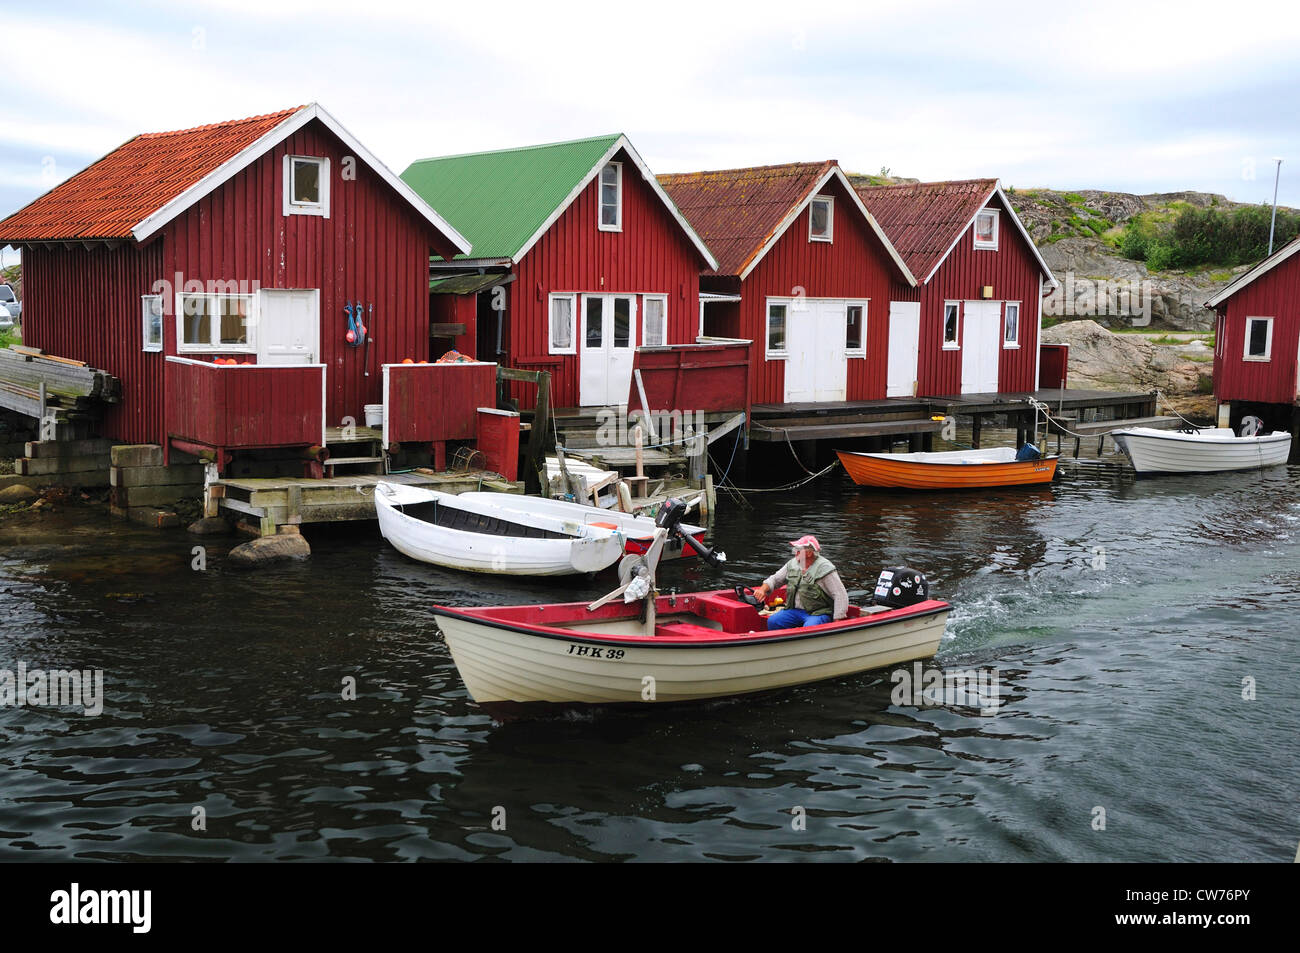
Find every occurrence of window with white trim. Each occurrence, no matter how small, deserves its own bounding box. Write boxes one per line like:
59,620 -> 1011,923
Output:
142,294 -> 163,352
974,209 -> 999,249
177,293 -> 255,352
599,162 -> 622,231
642,295 -> 667,347
943,302 -> 961,348
283,155 -> 330,218
766,302 -> 788,358
1003,301 -> 1020,348
809,196 -> 833,242
548,293 -> 576,354
845,302 -> 866,355
1244,316 -> 1273,361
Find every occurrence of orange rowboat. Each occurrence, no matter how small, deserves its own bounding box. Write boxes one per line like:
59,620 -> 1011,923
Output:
836,447 -> 1059,489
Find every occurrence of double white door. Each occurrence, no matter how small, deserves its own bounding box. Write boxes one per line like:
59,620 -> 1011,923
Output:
961,300 -> 1000,394
579,295 -> 636,406
783,299 -> 848,403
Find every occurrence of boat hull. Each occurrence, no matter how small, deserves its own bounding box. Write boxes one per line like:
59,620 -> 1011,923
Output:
1112,428 -> 1292,475
376,485 -> 625,576
434,594 -> 950,715
837,449 -> 1058,489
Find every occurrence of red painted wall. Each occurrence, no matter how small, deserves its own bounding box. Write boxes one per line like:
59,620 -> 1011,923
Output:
907,193 -> 1046,396
22,242 -> 165,444
161,120 -> 458,429
165,359 -> 324,448
737,176 -> 902,406
1213,253 -> 1300,405
507,147 -> 705,408
22,117 -> 456,447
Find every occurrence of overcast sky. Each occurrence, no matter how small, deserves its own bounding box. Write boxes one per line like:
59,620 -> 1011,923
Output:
3,0 -> 1297,267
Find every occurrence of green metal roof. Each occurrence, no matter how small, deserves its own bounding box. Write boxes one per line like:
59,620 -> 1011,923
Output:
401,134 -> 623,261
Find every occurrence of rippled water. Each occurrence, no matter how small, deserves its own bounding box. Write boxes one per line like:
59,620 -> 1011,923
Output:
2,447 -> 1297,861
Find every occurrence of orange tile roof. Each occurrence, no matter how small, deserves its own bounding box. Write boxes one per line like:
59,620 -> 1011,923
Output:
852,178 -> 998,280
0,107 -> 304,242
659,161 -> 834,276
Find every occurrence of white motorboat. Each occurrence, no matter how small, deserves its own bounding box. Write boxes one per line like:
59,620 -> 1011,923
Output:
1111,425 -> 1292,475
455,491 -> 711,561
375,482 -> 625,576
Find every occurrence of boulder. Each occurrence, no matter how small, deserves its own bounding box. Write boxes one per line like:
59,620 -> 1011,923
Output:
187,516 -> 232,535
227,533 -> 311,569
0,483 -> 38,504
1041,320 -> 1202,395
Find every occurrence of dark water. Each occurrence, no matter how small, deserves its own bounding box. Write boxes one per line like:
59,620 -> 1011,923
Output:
2,452 -> 1298,862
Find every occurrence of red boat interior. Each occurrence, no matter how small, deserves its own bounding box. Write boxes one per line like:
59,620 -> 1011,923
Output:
453,587 -> 948,643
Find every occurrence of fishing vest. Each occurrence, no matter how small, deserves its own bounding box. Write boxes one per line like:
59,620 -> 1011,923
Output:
786,555 -> 836,617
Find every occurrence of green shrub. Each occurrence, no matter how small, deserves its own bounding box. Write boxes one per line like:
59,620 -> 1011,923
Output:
1063,192 -> 1085,205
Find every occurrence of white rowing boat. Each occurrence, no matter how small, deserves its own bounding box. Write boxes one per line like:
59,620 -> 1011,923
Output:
1110,426 -> 1292,475
455,491 -> 709,561
375,482 -> 625,576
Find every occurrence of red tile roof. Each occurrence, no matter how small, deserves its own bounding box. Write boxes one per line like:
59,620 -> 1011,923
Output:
0,107 -> 303,242
659,161 -> 834,276
851,177 -> 998,281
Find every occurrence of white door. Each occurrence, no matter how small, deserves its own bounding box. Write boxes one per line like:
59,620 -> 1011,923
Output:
961,300 -> 1000,394
887,301 -> 921,397
258,289 -> 319,365
579,294 -> 636,406
783,299 -> 848,403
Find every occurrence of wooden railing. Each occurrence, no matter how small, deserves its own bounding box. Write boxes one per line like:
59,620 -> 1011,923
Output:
165,356 -> 326,450
628,338 -> 752,416
381,361 -> 497,447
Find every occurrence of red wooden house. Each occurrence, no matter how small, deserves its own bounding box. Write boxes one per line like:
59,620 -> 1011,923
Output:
1206,235 -> 1300,451
658,161 -> 916,407
854,178 -> 1056,397
401,135 -> 718,410
0,104 -> 474,467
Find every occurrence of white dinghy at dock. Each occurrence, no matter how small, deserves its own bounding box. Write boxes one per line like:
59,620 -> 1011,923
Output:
1110,423 -> 1292,476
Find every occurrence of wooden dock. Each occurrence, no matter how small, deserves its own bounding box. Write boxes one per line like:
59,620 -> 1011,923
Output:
209,469 -> 522,536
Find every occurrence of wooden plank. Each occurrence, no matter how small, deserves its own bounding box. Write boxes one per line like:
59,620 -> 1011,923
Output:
749,418 -> 943,442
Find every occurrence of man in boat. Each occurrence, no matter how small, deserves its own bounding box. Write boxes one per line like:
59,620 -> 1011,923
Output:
754,535 -> 849,629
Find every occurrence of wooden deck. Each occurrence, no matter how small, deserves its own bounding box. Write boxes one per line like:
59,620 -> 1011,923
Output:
210,469 -> 522,535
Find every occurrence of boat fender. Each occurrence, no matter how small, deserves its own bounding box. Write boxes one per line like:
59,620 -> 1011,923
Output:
873,568 -> 929,608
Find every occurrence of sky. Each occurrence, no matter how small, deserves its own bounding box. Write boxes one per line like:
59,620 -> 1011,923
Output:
2,0 -> 1298,268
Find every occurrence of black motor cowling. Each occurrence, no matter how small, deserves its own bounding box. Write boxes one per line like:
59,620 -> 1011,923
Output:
873,567 -> 929,607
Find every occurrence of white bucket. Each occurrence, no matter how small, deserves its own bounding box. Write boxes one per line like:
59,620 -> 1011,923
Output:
363,404 -> 384,428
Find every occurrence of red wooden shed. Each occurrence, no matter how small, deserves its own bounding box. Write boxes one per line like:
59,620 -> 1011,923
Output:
854,178 -> 1056,397
1206,236 -> 1300,451
0,103 -> 472,465
401,135 -> 718,410
659,161 -> 916,408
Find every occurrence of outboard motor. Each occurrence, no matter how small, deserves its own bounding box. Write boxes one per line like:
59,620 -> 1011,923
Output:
654,497 -> 726,567
1015,443 -> 1042,462
873,567 -> 929,608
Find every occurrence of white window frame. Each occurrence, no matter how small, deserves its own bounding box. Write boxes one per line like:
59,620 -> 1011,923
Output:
766,299 -> 790,359
1003,301 -> 1021,349
642,294 -> 668,347
942,301 -> 961,350
845,300 -> 867,357
809,196 -> 834,243
598,161 -> 622,232
141,294 -> 164,353
1243,316 -> 1273,361
548,293 -> 577,355
283,155 -> 330,218
175,292 -> 257,354
974,209 -> 999,250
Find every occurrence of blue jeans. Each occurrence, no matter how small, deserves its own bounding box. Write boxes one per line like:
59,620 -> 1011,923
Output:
766,608 -> 831,630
